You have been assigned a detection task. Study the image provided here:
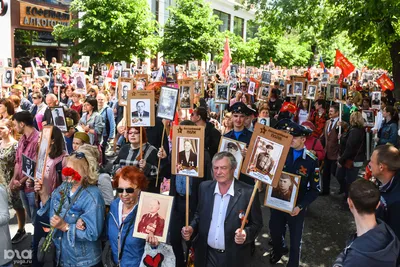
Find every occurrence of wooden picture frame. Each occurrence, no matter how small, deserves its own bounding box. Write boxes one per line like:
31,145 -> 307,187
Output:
332,84 -> 341,101
340,87 -> 348,102
73,72 -> 87,95
371,91 -> 381,110
215,83 -> 230,104
3,68 -> 15,87
121,70 -> 131,78
171,125 -> 205,178
241,124 -> 293,186
178,79 -> 194,109
193,79 -> 204,97
34,126 -> 53,180
218,137 -> 247,179
51,107 -> 68,132
306,82 -> 319,100
258,83 -> 270,101
261,71 -> 272,84
285,81 -> 294,97
133,192 -> 174,243
264,172 -> 301,214
292,78 -> 304,96
157,86 -> 179,121
118,77 -> 134,106
188,61 -> 198,75
127,90 -> 155,127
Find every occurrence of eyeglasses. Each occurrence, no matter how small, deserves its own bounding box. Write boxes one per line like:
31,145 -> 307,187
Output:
71,151 -> 86,159
116,187 -> 135,194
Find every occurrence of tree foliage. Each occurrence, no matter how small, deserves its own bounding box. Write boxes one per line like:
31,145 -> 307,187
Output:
52,0 -> 159,63
160,0 -> 222,63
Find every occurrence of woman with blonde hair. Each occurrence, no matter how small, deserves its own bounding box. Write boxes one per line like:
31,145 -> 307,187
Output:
34,144 -> 105,267
220,112 -> 233,135
336,111 -> 366,200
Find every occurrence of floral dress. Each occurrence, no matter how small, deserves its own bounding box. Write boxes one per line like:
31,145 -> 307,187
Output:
0,141 -> 18,205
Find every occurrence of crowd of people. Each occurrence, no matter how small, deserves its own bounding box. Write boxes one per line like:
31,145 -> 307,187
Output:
0,58 -> 399,267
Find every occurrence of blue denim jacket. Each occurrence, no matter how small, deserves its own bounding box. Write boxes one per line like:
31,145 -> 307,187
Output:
107,198 -> 145,267
38,184 -> 105,267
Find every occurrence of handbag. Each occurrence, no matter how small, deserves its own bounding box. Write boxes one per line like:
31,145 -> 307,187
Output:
37,187 -> 83,264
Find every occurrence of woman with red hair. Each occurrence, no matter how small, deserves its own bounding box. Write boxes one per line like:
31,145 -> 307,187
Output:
113,127 -> 161,192
106,166 -> 158,267
0,98 -> 15,120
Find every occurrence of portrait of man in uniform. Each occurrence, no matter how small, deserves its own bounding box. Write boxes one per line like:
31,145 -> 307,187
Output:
51,108 -> 67,131
208,64 -> 216,75
372,92 -> 381,105
180,87 -> 191,109
255,144 -> 275,174
137,199 -> 165,237
178,139 -> 198,168
132,101 -> 150,118
218,138 -> 246,179
271,173 -> 294,202
216,84 -> 229,103
294,82 -> 303,95
157,86 -> 178,121
22,155 -> 36,179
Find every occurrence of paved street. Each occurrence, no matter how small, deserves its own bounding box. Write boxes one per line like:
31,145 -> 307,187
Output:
8,177 -> 354,267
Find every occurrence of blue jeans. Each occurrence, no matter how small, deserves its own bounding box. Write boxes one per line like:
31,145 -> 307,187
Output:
20,191 -> 37,224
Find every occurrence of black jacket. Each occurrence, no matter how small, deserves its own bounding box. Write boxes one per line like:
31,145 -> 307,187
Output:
333,219 -> 399,267
205,121 -> 221,159
338,126 -> 366,165
190,180 -> 263,267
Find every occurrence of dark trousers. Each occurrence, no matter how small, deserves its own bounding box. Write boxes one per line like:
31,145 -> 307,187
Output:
32,213 -> 50,267
206,247 -> 227,267
270,208 -> 306,267
322,159 -> 339,193
101,136 -> 109,166
336,165 -> 361,198
170,195 -> 194,267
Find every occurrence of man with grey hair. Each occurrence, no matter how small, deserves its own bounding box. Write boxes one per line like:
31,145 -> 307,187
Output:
182,151 -> 263,267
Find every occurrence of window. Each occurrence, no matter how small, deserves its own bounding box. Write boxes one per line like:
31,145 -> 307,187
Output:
151,0 -> 159,21
213,10 -> 230,32
234,17 -> 244,37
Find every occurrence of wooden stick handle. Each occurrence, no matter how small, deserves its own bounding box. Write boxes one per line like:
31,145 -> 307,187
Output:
139,127 -> 143,159
240,180 -> 260,231
186,176 -> 190,227
155,125 -> 166,187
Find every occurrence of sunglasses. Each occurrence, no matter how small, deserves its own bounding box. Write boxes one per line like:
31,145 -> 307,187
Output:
71,151 -> 86,160
116,187 -> 135,194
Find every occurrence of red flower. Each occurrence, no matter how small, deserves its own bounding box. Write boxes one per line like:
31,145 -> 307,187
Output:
62,167 -> 82,182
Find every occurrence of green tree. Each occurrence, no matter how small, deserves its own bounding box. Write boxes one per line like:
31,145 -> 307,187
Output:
245,0 -> 400,94
52,0 -> 159,63
160,0 -> 222,63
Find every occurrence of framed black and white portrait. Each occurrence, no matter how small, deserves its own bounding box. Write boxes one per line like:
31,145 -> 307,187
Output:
35,126 -> 53,180
248,81 -> 256,95
121,70 -> 131,78
215,84 -> 229,104
3,68 -> 15,87
179,86 -> 191,109
54,73 -> 63,87
130,100 -> 151,125
261,71 -> 272,84
371,91 -> 381,110
176,137 -> 200,177
157,86 -> 179,121
22,155 -> 36,180
73,72 -> 87,95
193,80 -> 203,96
258,83 -> 270,101
306,84 -> 318,100
321,73 -> 329,84
293,81 -> 304,96
285,81 -> 294,97
127,90 -> 155,127
362,110 -> 375,127
80,56 -> 90,72
229,82 -> 238,91
51,107 -> 67,132
188,61 -> 198,74
118,77 -> 134,106
264,172 -> 301,214
208,63 -> 216,75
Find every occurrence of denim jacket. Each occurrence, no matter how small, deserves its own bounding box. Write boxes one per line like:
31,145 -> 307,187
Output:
38,184 -> 105,267
107,198 -> 145,267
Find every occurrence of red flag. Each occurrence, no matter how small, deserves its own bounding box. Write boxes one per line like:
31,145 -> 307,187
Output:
221,37 -> 231,77
306,67 -> 312,81
106,64 -> 114,79
376,73 -> 395,91
280,102 -> 297,114
334,50 -> 355,84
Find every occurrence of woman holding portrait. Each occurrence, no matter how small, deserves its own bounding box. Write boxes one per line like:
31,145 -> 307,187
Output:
107,166 -> 159,267
34,145 -> 105,267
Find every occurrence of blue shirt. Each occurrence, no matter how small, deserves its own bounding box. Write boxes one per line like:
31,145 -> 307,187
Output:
175,175 -> 192,196
293,148 -> 304,162
234,130 -> 244,140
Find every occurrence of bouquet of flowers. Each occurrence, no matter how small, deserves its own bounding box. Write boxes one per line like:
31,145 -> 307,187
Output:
41,167 -> 82,252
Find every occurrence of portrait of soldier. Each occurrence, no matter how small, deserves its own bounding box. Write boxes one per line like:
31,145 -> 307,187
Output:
178,139 -> 197,168
255,144 -> 275,174
271,173 -> 294,202
137,199 -> 165,237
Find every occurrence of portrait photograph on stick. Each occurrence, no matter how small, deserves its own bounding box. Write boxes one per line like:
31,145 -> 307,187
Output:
248,81 -> 256,95
215,84 -> 230,104
157,86 -> 179,121
362,110 -> 375,127
306,83 -> 318,100
3,68 -> 15,87
22,154 -> 36,180
292,79 -> 304,96
371,91 -> 381,110
127,90 -> 155,127
34,126 -> 53,180
193,79 -> 203,96
51,107 -> 68,132
218,137 -> 246,179
285,81 -> 294,97
178,79 -> 193,109
241,124 -> 292,186
258,83 -> 270,101
261,71 -> 272,84
73,72 -> 87,95
133,192 -> 173,243
80,56 -> 90,72
264,172 -> 301,214
118,77 -> 134,106
171,125 -> 205,178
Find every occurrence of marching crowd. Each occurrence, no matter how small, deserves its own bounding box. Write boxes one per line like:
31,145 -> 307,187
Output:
0,59 -> 400,267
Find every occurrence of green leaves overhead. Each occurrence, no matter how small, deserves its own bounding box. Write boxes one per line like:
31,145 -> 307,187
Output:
160,0 -> 222,63
52,0 -> 160,62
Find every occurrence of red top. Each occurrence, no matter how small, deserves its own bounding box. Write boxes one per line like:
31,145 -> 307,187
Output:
71,103 -> 83,115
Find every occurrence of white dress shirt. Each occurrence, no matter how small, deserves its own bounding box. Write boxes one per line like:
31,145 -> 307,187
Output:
207,180 -> 235,250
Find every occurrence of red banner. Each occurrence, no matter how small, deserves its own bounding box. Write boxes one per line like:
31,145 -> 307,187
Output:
221,37 -> 231,77
334,50 -> 355,84
376,73 -> 395,91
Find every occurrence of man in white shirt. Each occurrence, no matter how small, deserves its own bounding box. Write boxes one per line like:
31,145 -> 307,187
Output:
182,152 -> 263,267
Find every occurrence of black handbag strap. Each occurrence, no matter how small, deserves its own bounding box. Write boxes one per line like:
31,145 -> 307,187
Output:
118,214 -> 135,264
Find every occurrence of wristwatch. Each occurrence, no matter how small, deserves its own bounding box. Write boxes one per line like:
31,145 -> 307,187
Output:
64,224 -> 70,232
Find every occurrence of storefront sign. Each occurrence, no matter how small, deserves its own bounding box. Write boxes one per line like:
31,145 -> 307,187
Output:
0,0 -> 8,16
20,2 -> 70,30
